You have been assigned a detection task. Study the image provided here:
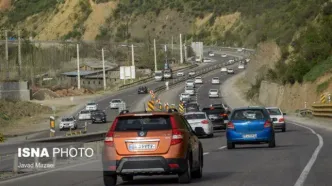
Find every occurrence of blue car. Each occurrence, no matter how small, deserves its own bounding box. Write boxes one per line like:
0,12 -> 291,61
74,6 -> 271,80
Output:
226,107 -> 276,149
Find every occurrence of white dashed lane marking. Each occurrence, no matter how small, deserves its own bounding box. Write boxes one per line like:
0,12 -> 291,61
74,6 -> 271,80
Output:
203,152 -> 210,155
218,146 -> 226,150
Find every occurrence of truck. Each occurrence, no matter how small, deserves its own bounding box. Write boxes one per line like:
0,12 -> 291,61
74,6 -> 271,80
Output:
154,70 -> 164,81
163,68 -> 173,79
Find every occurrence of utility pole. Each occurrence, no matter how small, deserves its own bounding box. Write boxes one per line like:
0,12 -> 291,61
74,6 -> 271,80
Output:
5,30 -> 9,79
76,44 -> 81,89
180,34 -> 183,64
131,44 -> 135,66
171,36 -> 174,57
154,39 -> 157,71
102,48 -> 106,91
18,30 -> 22,79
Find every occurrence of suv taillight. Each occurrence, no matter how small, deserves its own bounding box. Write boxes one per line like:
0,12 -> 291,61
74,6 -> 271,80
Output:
201,120 -> 209,124
105,118 -> 118,146
227,122 -> 234,129
264,120 -> 272,128
170,116 -> 184,145
279,118 -> 284,122
220,113 -> 228,117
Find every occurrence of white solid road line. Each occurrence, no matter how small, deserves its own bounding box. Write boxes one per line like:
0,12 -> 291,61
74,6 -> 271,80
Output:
218,146 -> 226,150
203,152 -> 210,155
292,122 -> 324,186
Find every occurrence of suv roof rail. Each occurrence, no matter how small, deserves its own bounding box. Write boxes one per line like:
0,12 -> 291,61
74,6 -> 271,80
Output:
168,108 -> 178,113
119,110 -> 130,115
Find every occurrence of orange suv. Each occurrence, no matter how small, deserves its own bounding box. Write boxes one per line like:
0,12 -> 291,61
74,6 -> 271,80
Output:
102,109 -> 204,186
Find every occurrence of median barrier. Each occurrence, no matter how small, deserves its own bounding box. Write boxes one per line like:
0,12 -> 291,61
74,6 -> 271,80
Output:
0,47 -> 245,162
312,103 -> 332,118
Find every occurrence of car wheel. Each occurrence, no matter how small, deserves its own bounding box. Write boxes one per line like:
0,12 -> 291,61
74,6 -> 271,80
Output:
207,133 -> 214,138
178,157 -> 191,183
282,127 -> 286,132
103,174 -> 117,186
227,142 -> 235,149
121,175 -> 133,182
268,137 -> 276,148
192,148 -> 203,179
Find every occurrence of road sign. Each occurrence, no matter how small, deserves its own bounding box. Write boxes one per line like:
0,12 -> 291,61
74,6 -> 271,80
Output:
147,100 -> 154,111
179,102 -> 184,113
320,94 -> 326,103
50,116 -> 55,137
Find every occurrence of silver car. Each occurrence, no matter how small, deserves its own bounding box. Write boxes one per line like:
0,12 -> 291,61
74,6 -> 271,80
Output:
186,80 -> 195,88
110,99 -> 124,109
211,77 -> 220,84
266,107 -> 286,132
185,86 -> 195,95
209,89 -> 219,98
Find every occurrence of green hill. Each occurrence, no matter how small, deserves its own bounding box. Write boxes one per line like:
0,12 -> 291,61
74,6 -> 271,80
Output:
1,0 -> 332,84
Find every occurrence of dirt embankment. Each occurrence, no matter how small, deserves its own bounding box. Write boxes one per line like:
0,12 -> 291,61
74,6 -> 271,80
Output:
243,41 -> 332,112
0,0 -> 11,11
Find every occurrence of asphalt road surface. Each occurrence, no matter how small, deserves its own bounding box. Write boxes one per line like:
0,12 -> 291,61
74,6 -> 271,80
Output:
28,52 -> 234,139
1,59 -> 331,186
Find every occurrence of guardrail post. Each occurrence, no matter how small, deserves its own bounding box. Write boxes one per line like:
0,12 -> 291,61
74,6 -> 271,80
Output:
52,153 -> 57,167
13,153 -> 18,174
34,156 -> 39,171
69,145 -> 74,162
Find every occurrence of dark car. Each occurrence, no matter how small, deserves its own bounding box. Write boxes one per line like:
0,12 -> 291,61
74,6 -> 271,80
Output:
185,103 -> 200,112
91,110 -> 107,123
138,86 -> 148,94
202,106 -> 229,129
181,97 -> 191,104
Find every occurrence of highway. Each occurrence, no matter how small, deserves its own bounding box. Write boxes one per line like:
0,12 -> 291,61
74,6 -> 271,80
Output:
27,52 -> 233,139
1,54 -> 331,186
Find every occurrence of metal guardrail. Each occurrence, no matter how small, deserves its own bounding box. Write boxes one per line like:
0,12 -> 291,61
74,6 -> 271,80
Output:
0,47 -> 246,178
311,103 -> 332,118
0,56 -> 240,156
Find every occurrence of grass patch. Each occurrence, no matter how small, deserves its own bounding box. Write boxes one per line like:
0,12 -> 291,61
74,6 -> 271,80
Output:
304,57 -> 332,82
316,79 -> 331,93
246,78 -> 263,100
0,100 -> 52,127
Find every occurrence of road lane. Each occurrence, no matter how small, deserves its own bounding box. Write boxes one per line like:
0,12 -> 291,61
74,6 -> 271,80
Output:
29,53 -> 232,139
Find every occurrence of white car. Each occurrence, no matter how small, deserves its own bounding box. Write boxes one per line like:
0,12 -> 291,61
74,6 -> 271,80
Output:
208,89 -> 220,98
85,102 -> 98,111
211,77 -> 220,84
184,112 -> 213,137
203,58 -> 212,63
238,65 -> 245,69
59,116 -> 77,130
208,52 -> 215,57
110,99 -> 124,109
227,69 -> 235,74
237,48 -> 243,52
188,71 -> 196,76
245,58 -> 250,62
186,80 -> 195,88
180,93 -> 190,101
177,71 -> 184,76
78,110 -> 91,120
221,54 -> 227,57
185,86 -> 195,95
220,67 -> 227,72
194,77 -> 203,84
227,59 -> 234,64
266,107 -> 286,132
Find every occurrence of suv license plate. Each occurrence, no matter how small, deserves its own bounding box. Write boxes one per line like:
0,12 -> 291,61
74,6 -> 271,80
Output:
243,134 -> 257,138
128,144 -> 156,151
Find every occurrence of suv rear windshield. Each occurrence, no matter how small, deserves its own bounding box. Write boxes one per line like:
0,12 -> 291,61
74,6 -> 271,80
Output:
112,100 -> 121,103
231,109 -> 266,120
87,103 -> 96,105
184,113 -> 206,120
114,116 -> 172,131
62,118 -> 74,121
202,108 -> 225,115
266,108 -> 281,115
80,110 -> 90,114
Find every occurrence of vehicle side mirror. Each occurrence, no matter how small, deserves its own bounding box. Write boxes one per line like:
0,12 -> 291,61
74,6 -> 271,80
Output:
272,118 -> 278,122
194,127 -> 205,136
283,113 -> 286,115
